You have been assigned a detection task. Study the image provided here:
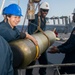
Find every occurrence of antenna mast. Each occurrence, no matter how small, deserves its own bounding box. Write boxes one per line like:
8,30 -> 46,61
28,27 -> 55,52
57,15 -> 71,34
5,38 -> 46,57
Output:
18,0 -> 20,5
0,0 -> 5,15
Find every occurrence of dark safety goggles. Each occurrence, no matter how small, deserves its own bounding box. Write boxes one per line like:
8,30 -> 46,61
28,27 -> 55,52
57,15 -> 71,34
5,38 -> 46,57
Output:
41,9 -> 49,12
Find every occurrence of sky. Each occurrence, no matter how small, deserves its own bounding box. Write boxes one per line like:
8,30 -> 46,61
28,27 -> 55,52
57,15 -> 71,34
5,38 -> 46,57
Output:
0,0 -> 75,25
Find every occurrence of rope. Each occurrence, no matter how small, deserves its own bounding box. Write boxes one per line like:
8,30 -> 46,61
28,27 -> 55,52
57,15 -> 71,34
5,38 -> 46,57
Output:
26,3 -> 39,32
34,15 -> 50,47
28,18 -> 50,47
26,63 -> 75,69
36,26 -> 50,47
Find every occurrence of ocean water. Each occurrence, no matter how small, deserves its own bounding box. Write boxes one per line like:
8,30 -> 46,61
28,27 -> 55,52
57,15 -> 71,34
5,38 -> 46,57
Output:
17,25 -> 27,31
17,24 -> 72,33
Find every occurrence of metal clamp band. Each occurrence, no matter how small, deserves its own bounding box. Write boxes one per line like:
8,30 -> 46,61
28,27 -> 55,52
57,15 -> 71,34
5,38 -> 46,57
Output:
34,45 -> 40,60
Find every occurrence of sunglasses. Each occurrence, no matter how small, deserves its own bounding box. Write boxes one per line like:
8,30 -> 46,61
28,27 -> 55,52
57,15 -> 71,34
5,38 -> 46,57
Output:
42,9 -> 49,12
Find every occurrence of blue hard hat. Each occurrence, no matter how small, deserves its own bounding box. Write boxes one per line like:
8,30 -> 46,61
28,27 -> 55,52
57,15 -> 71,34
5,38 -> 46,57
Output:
5,4 -> 23,16
2,7 -> 8,15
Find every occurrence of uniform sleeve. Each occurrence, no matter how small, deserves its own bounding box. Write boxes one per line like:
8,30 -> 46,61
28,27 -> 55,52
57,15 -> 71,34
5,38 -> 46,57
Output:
0,36 -> 13,75
58,27 -> 75,53
0,28 -> 20,42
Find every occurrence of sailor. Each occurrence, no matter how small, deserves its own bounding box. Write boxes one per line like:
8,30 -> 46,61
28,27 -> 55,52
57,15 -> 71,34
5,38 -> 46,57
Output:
0,35 -> 13,75
0,3 -> 38,75
48,27 -> 75,74
27,2 -> 50,75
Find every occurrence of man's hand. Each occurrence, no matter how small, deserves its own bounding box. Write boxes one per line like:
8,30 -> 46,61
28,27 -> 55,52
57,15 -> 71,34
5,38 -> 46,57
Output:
48,46 -> 59,53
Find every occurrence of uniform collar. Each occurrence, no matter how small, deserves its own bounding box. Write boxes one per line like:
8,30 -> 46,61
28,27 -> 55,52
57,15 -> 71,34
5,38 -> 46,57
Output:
5,21 -> 16,29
